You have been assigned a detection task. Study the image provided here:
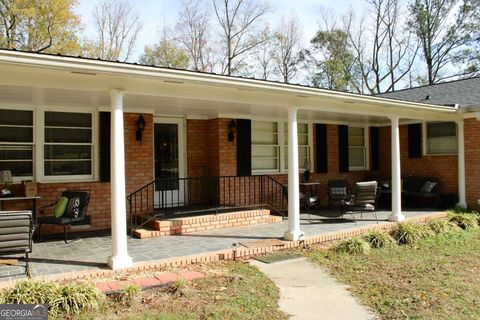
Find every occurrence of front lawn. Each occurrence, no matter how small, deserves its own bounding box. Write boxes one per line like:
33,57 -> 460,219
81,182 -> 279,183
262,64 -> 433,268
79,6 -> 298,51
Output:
80,261 -> 287,320
307,227 -> 480,319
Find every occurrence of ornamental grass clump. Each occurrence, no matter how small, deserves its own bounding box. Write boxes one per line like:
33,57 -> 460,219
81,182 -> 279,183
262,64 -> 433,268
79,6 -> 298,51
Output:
334,237 -> 371,255
1,280 -> 104,317
111,284 -> 141,306
392,222 -> 434,245
449,213 -> 479,230
427,218 -> 460,234
362,230 -> 396,249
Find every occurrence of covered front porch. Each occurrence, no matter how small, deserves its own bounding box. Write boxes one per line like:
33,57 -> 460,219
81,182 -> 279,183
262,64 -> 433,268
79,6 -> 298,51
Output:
0,210 -> 445,283
0,50 -> 465,272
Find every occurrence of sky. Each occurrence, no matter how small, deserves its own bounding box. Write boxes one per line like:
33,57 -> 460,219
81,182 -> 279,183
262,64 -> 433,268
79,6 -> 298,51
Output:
74,0 -> 363,61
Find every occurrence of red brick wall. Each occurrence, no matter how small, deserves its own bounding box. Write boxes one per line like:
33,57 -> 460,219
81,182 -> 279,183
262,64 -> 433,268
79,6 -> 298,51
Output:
378,124 -> 458,195
464,118 -> 480,209
187,118 -> 236,177
4,113 -> 154,234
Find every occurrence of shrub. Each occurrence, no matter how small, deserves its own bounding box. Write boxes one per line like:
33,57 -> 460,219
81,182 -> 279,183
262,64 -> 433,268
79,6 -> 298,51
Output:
449,214 -> 479,230
392,222 -> 434,245
427,219 -> 460,234
112,284 -> 141,306
1,280 -> 104,317
57,282 -> 104,315
334,237 -> 371,255
362,231 -> 396,249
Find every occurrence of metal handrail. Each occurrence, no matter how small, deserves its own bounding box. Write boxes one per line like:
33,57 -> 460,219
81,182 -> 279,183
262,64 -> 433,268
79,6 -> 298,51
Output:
126,175 -> 286,236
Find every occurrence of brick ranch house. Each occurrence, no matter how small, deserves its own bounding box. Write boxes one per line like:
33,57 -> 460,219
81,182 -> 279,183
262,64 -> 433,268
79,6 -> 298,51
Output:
0,49 -> 477,269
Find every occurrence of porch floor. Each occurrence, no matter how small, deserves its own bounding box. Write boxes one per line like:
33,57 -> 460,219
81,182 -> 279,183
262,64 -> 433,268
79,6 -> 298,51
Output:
0,209 -> 443,283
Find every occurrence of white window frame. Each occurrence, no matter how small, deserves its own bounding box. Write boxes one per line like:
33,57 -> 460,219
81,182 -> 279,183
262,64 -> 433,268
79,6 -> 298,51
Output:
251,121 -> 281,174
423,121 -> 458,156
36,106 -> 98,183
251,120 -> 313,175
348,125 -> 369,171
0,106 -> 35,183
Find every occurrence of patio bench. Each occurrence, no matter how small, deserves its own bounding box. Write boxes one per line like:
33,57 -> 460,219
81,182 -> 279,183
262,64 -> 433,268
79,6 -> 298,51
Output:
380,177 -> 441,208
0,210 -> 33,276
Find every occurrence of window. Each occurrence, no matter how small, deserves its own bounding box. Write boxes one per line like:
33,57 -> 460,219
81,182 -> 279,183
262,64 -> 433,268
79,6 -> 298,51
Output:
348,126 -> 367,170
0,109 -> 34,179
284,123 -> 310,170
44,111 -> 93,178
251,121 -> 312,173
425,122 -> 457,155
252,121 -> 280,172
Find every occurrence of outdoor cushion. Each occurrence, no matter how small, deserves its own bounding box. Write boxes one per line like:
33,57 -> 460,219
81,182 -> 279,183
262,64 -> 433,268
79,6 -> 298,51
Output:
66,196 -> 80,218
330,187 -> 347,196
62,191 -> 90,218
420,181 -> 436,193
53,196 -> 69,218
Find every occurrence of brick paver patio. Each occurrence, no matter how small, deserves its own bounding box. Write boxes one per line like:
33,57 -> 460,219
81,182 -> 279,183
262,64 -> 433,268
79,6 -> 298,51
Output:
0,210 -> 442,283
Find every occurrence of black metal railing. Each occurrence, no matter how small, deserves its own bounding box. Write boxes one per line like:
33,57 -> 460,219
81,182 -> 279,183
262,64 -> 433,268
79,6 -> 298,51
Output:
127,175 -> 286,235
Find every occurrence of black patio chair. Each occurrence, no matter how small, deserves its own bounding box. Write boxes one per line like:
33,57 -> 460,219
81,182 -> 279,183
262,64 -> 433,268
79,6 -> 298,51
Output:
281,185 -> 318,219
341,181 -> 378,224
37,190 -> 90,244
327,179 -> 350,207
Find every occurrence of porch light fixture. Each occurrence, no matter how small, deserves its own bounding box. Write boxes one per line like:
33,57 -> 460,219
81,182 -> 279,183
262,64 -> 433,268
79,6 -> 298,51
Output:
228,119 -> 237,144
135,115 -> 147,143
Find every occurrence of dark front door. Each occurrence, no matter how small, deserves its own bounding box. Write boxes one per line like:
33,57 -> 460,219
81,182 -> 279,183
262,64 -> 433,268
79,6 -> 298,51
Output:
154,122 -> 184,207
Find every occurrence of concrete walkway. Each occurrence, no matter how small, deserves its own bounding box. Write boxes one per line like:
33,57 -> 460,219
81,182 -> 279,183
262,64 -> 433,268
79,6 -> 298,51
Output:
251,257 -> 376,320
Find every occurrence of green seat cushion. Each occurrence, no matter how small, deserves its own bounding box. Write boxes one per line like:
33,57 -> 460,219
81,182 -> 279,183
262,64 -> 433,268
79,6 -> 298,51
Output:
54,196 -> 69,218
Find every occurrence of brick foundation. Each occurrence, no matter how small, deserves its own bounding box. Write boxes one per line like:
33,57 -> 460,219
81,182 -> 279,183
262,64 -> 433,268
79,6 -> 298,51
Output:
133,209 -> 282,238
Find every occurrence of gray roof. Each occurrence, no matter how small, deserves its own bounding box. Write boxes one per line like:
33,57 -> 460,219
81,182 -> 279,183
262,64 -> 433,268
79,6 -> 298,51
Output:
378,77 -> 480,109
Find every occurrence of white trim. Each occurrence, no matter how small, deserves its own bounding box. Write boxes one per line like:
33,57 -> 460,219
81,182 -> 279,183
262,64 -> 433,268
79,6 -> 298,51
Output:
251,120 -> 313,175
37,106 -> 98,182
0,50 -> 459,115
153,116 -> 186,180
98,106 -> 155,114
348,125 -> 369,171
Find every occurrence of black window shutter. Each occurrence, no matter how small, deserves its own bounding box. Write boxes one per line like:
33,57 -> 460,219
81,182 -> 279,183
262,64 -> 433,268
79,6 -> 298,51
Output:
236,119 -> 252,176
338,125 -> 349,172
315,124 -> 328,173
370,127 -> 380,171
408,123 -> 422,158
100,112 -> 111,182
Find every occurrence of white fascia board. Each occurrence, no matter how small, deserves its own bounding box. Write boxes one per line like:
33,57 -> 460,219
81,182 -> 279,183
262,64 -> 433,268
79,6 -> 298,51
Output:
0,50 -> 459,115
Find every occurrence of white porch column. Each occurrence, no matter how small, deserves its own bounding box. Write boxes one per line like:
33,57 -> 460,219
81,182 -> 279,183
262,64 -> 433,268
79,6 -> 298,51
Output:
108,89 -> 133,270
284,107 -> 304,241
388,115 -> 405,222
457,119 -> 467,208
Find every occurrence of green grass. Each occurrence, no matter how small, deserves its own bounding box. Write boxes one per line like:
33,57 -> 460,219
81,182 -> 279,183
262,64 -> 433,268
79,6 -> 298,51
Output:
78,262 -> 287,320
307,228 -> 480,319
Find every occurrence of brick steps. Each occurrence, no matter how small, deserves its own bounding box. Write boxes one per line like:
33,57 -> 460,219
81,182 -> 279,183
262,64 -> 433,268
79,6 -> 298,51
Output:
133,209 -> 282,239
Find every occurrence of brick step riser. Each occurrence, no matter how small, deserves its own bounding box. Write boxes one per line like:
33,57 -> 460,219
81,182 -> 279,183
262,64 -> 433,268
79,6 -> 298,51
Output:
133,209 -> 282,239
